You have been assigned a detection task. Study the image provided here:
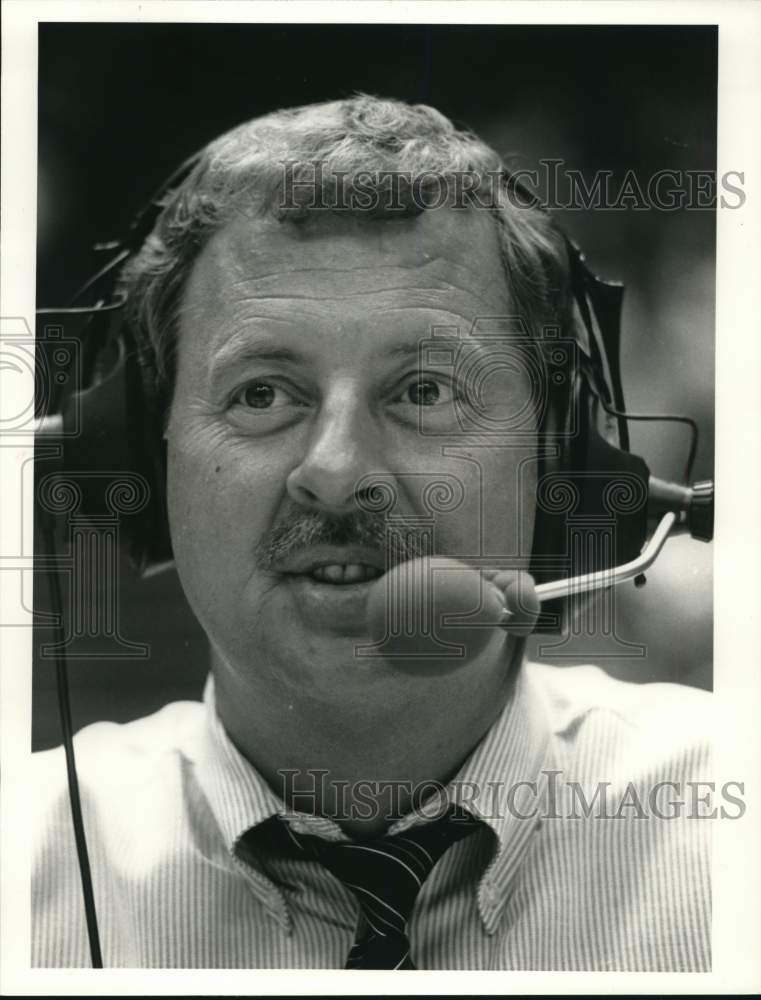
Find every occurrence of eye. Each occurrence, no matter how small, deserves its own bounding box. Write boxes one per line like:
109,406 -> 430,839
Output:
241,382 -> 276,408
232,380 -> 295,410
397,376 -> 456,407
225,378 -> 310,434
407,380 -> 440,406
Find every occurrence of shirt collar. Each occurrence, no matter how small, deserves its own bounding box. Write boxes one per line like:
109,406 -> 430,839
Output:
195,676 -> 291,928
450,663 -> 552,933
383,663 -> 552,932
196,665 -> 551,935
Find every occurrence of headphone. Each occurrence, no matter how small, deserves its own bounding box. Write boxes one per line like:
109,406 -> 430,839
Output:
34,152 -> 714,968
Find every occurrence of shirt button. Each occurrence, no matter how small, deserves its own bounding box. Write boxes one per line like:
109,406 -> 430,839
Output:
483,882 -> 498,904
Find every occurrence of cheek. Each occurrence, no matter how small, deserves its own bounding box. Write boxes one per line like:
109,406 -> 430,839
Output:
164,426 -> 289,586
426,445 -> 537,558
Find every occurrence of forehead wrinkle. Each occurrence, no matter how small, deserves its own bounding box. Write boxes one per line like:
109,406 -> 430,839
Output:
200,261 -> 505,309
369,304 -> 486,333
192,277 -> 501,318
214,288 -> 476,305
188,267 -> 452,320
184,288 -> 501,360
179,283 -> 506,365
213,261 -> 479,296
221,262 -> 437,286
198,225 -> 504,294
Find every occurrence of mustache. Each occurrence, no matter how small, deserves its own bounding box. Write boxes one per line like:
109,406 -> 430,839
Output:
257,506 -> 429,569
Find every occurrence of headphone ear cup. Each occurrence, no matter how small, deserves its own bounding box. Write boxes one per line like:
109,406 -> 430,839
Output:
58,314 -> 173,575
530,373 -> 650,634
125,320 -> 173,573
529,368 -> 579,634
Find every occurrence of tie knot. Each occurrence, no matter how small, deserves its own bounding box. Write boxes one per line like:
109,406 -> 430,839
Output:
251,805 -> 483,947
243,805 -> 483,968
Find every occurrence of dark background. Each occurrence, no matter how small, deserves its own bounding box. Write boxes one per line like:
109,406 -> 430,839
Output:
33,23 -> 716,750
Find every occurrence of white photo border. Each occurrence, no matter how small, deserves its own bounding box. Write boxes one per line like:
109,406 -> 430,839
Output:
2,1 -> 759,995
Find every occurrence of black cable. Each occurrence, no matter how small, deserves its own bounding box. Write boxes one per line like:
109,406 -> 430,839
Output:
52,248 -> 133,312
36,296 -> 127,316
41,519 -> 103,968
598,398 -> 699,483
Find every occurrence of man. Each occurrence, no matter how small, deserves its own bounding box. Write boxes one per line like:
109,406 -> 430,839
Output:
32,95 -> 711,970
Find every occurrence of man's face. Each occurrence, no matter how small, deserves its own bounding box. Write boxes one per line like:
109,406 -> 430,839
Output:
166,206 -> 537,693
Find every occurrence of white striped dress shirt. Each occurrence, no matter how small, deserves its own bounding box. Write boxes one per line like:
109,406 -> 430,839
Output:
31,662 -> 712,969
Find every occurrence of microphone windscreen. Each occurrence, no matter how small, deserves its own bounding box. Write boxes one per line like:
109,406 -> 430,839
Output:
365,557 -> 504,670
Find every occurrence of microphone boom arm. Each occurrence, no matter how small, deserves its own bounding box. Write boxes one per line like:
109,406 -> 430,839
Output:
533,511 -> 677,603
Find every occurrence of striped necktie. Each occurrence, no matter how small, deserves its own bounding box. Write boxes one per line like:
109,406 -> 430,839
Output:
250,805 -> 483,969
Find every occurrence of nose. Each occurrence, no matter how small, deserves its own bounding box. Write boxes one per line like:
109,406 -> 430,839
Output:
286,383 -> 382,514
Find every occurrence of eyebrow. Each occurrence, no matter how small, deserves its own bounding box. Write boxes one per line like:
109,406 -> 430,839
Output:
214,344 -> 302,368
208,342 -> 305,386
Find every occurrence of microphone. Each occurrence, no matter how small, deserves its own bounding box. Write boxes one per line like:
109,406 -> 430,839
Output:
365,476 -> 714,664
365,557 -> 509,664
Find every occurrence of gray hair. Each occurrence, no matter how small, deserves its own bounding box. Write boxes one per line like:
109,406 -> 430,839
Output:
120,94 -> 572,408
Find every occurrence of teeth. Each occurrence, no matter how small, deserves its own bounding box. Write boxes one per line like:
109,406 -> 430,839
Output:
309,564 -> 382,584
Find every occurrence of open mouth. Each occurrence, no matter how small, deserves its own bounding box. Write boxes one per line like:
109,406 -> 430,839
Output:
278,548 -> 392,633
279,546 -> 388,591
277,547 -> 389,631
305,564 -> 384,585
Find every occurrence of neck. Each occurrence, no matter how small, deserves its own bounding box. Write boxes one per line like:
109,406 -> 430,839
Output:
213,635 -> 524,839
